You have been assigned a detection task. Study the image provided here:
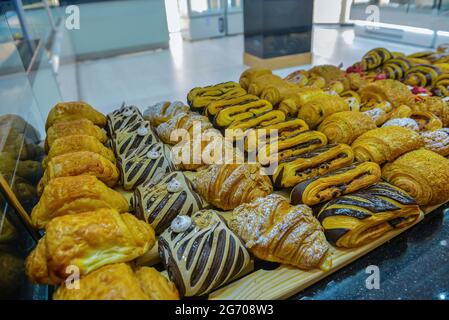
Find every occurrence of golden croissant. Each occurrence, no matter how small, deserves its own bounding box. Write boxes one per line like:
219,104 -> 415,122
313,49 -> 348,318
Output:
32,176 -> 128,229
53,263 -> 179,300
382,149 -> 449,206
44,134 -> 115,168
247,73 -> 285,96
318,111 -> 377,145
297,93 -> 349,128
260,81 -> 300,106
156,112 -> 212,145
106,105 -> 144,138
38,151 -> 119,194
351,126 -> 424,164
45,119 -> 107,151
46,101 -> 106,130
358,79 -> 415,108
229,194 -> 331,270
239,67 -> 272,90
26,208 -> 156,284
278,87 -> 324,116
144,101 -> 189,127
193,163 -> 273,210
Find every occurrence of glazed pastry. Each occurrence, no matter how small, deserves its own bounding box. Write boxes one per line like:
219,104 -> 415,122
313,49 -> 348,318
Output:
193,163 -> 273,210
360,48 -> 393,71
272,144 -> 354,188
278,87 -> 325,116
421,128 -> 449,156
46,101 -> 106,130
53,263 -> 179,300
239,67 -> 272,89
284,69 -> 309,86
156,112 -> 212,145
106,104 -> 144,138
229,194 -> 331,270
317,111 -> 376,145
247,73 -> 285,96
187,82 -> 247,112
362,107 -> 391,126
404,64 -> 442,88
159,211 -> 250,297
409,111 -> 443,131
381,57 -> 412,80
144,101 -> 190,127
297,93 -> 349,128
359,79 -> 415,107
26,208 -> 156,284
45,119 -> 107,151
351,126 -> 424,164
410,96 -> 449,126
134,171 -> 205,234
382,118 -> 420,132
290,162 -> 381,206
225,110 -> 286,133
32,176 -> 128,229
316,182 -> 422,248
113,121 -> 159,155
307,65 -> 348,88
38,151 -> 119,194
205,94 -> 261,118
341,91 -> 361,112
213,98 -> 274,128
117,142 -> 174,190
382,149 -> 449,206
260,81 -> 301,106
44,134 -> 116,168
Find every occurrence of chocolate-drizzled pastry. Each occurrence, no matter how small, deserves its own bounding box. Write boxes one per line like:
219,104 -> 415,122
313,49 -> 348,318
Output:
117,142 -> 174,190
158,210 -> 251,297
290,161 -> 381,206
316,182 -> 422,248
113,121 -> 159,156
272,144 -> 354,188
187,82 -> 247,112
106,104 -> 144,138
134,171 -> 206,234
205,94 -> 260,119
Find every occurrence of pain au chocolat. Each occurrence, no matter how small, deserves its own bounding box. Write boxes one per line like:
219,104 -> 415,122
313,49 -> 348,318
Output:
158,210 -> 251,297
106,104 -> 144,138
316,182 -> 422,248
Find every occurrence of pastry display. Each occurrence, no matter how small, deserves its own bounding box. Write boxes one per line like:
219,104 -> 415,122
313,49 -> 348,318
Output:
144,101 -> 190,127
317,111 -> 377,145
113,121 -> 159,155
290,161 -> 381,206
272,144 -> 354,188
156,112 -> 212,145
134,171 -> 205,234
351,126 -> 424,164
297,93 -> 349,128
382,149 -> 449,206
53,263 -> 179,300
32,176 -> 128,229
316,182 -> 422,248
159,210 -> 251,297
117,141 -> 174,190
229,194 -> 331,270
46,101 -> 106,130
26,208 -> 156,284
187,82 -> 247,112
239,67 -> 272,90
45,119 -> 107,151
193,163 -> 273,210
360,48 -> 393,71
38,151 -> 119,194
43,134 -> 116,168
358,79 -> 415,107
106,104 -> 144,138
421,128 -> 449,156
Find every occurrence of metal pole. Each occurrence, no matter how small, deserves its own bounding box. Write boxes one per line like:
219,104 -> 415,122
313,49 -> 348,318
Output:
41,0 -> 56,31
11,0 -> 35,51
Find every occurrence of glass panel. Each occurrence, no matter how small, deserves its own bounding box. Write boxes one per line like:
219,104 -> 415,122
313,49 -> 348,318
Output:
189,0 -> 224,15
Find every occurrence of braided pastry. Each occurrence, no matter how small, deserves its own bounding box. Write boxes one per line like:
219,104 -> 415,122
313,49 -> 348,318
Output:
46,101 -> 106,130
229,194 -> 331,270
239,67 -> 272,90
421,128 -> 449,156
360,47 -> 393,71
297,93 -> 350,128
193,163 -> 273,210
156,112 -> 212,145
187,82 -> 247,112
106,105 -> 144,138
144,101 -> 189,126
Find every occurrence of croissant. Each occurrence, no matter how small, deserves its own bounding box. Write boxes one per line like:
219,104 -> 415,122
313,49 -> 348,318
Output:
317,111 -> 377,145
360,48 -> 393,71
53,263 -> 179,300
229,194 -> 331,270
290,161 -> 381,206
44,134 -> 115,168
421,128 -> 449,156
144,101 -> 189,126
351,126 -> 424,164
45,119 -> 107,151
316,182 -> 422,248
38,151 -> 119,194
272,144 -> 354,188
134,171 -> 206,234
260,81 -> 300,106
410,96 -> 449,126
46,101 -> 106,130
239,67 -> 272,90
106,105 -> 144,138
32,176 -> 128,229
156,112 -> 212,145
297,93 -> 349,128
159,210 -> 251,297
113,121 -> 159,156
359,79 -> 415,107
26,208 -> 156,284
117,142 -> 174,190
205,94 -> 262,119
278,87 -> 324,116
187,82 -> 247,112
247,73 -> 285,96
382,149 -> 449,206
193,163 -> 273,210
213,99 -> 274,128
404,64 -> 442,88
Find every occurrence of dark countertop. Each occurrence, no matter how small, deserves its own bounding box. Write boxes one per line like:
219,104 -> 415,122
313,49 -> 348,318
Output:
293,204 -> 449,300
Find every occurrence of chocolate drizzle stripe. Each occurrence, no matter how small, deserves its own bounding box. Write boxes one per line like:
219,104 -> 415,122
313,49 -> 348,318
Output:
190,224 -> 216,287
199,229 -> 226,294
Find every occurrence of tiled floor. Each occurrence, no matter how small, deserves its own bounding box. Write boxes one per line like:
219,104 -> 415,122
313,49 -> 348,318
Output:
78,26 -> 429,114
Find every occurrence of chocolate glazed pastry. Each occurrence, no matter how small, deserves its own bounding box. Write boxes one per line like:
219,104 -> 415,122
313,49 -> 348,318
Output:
117,142 -> 174,190
158,210 -> 251,297
205,94 -> 260,119
187,82 -> 247,112
272,144 -> 354,189
113,121 -> 159,156
290,161 -> 381,206
106,105 -> 144,138
316,182 -> 422,248
134,171 -> 206,234
212,98 -> 273,128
